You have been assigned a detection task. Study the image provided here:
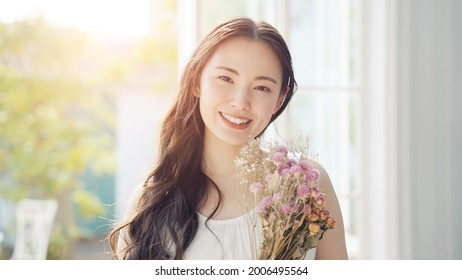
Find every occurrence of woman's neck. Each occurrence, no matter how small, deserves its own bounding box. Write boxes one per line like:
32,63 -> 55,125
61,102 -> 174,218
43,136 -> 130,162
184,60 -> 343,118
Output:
200,131 -> 251,219
202,133 -> 241,180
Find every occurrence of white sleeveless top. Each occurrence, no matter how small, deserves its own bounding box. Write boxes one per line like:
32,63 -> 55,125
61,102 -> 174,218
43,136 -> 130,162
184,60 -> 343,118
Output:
184,209 -> 317,260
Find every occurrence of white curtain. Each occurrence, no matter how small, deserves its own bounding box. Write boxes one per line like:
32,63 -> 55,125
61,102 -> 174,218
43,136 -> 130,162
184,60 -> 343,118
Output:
363,0 -> 461,259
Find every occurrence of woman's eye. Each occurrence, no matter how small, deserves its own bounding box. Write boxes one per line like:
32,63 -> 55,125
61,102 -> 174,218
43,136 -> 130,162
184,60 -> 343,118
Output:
255,85 -> 271,92
218,76 -> 233,83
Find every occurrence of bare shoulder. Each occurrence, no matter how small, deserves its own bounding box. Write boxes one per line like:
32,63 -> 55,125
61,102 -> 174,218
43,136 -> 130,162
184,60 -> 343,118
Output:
124,183 -> 145,219
311,161 -> 349,260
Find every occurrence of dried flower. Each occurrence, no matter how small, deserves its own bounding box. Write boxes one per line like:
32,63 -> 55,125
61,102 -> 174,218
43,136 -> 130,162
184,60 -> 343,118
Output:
258,195 -> 273,214
309,223 -> 321,235
234,139 -> 335,260
249,182 -> 263,193
296,184 -> 311,199
275,145 -> 289,154
271,152 -> 287,163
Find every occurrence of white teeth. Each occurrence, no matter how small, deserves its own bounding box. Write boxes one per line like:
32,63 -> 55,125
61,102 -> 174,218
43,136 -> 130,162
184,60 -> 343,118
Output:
221,113 -> 250,125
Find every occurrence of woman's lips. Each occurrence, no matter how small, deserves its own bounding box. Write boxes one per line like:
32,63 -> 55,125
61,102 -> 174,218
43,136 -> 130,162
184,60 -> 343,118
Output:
219,112 -> 252,130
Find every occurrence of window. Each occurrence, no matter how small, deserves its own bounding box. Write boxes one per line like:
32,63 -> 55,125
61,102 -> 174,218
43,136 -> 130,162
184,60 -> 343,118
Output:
285,0 -> 362,260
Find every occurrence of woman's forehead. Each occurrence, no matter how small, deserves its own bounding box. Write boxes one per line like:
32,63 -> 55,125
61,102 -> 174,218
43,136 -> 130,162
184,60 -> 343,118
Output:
204,37 -> 283,81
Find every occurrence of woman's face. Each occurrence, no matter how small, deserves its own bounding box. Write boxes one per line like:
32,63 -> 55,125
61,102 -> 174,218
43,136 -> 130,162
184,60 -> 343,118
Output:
198,36 -> 284,146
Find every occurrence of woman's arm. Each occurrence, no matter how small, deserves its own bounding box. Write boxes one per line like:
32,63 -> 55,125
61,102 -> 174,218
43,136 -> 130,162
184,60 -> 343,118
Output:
315,164 -> 349,260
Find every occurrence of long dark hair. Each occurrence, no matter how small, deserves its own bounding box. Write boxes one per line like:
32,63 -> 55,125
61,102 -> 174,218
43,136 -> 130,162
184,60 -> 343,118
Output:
109,17 -> 297,259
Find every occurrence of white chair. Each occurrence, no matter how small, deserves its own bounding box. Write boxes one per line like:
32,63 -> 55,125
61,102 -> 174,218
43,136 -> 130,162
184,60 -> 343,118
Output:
10,199 -> 58,260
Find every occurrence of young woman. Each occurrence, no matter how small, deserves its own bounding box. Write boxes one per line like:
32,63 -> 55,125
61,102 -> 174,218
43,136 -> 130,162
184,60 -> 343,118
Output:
109,17 -> 348,260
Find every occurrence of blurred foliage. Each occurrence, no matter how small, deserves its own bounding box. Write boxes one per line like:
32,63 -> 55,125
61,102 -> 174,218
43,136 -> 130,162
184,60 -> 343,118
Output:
0,18 -> 116,258
0,18 -> 116,195
47,224 -> 81,260
0,0 -> 178,259
0,19 -> 115,257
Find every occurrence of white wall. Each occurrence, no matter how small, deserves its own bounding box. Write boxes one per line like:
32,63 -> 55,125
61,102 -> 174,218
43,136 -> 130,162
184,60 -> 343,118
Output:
450,0 -> 462,259
115,90 -> 171,218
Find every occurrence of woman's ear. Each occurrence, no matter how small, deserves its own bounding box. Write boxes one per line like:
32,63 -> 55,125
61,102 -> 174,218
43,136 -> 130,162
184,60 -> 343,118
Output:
274,86 -> 290,113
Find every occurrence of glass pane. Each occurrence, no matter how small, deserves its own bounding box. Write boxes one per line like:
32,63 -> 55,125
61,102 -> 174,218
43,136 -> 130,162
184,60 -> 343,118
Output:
289,0 -> 360,87
270,90 -> 357,193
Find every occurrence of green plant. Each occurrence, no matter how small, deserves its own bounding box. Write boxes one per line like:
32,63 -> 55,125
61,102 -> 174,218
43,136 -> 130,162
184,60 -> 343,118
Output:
0,18 -> 115,258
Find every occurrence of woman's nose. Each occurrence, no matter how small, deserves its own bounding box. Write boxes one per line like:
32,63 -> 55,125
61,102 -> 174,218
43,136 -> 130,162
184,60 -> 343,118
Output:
229,87 -> 250,110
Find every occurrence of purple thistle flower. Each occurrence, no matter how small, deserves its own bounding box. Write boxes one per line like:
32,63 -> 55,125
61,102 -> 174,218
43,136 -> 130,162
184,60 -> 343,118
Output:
287,159 -> 297,166
296,184 -> 311,199
306,169 -> 320,182
299,160 -> 314,171
289,165 -> 303,175
277,163 -> 289,174
259,195 -> 273,214
280,168 -> 290,176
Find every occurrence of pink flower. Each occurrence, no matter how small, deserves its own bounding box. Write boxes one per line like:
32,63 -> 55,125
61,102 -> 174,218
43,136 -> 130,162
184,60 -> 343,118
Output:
311,187 -> 320,198
296,184 -> 311,199
299,160 -> 314,171
306,169 -> 320,182
275,145 -> 288,155
277,163 -> 289,174
320,209 -> 330,220
271,152 -> 286,163
289,165 -> 303,175
262,195 -> 273,206
249,182 -> 263,193
287,159 -> 297,166
315,194 -> 325,206
259,195 -> 273,214
280,168 -> 290,176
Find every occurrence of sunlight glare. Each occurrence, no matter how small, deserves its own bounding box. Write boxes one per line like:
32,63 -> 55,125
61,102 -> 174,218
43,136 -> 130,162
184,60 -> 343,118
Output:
0,0 -> 151,38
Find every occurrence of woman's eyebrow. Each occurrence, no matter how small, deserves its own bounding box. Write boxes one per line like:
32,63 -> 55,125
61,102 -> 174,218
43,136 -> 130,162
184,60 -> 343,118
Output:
215,66 -> 278,84
255,75 -> 277,85
216,66 -> 239,75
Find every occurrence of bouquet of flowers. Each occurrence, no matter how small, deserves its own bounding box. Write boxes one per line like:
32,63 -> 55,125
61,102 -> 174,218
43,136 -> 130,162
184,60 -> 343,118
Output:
234,139 -> 335,259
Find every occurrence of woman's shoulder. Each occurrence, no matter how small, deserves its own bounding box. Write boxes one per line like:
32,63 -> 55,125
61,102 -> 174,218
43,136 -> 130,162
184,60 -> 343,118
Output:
308,161 -> 349,259
123,182 -> 145,220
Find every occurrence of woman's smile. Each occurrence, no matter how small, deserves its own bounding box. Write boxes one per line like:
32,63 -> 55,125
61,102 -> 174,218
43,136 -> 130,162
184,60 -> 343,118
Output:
219,112 -> 252,130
